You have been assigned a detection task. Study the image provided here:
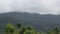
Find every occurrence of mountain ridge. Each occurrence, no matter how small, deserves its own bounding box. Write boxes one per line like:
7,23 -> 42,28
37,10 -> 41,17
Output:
0,12 -> 60,32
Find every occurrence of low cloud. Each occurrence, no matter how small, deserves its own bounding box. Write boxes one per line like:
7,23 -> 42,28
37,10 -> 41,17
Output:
0,0 -> 60,15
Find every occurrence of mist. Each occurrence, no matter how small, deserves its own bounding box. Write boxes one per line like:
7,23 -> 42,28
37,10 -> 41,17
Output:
0,0 -> 60,15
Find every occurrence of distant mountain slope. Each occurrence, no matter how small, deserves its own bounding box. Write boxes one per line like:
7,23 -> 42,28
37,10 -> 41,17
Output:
0,12 -> 60,32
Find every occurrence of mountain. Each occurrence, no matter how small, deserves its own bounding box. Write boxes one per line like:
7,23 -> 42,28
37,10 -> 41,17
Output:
0,12 -> 60,32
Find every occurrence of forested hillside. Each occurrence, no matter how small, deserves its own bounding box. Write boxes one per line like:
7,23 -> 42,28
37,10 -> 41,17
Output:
0,22 -> 60,34
0,12 -> 60,32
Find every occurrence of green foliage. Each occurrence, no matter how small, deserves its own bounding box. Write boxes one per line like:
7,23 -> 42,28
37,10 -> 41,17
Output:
5,23 -> 15,34
23,26 -> 33,30
16,23 -> 21,29
24,30 -> 32,34
4,23 -> 40,34
48,27 -> 59,34
1,22 -> 60,34
37,32 -> 40,34
24,30 -> 37,34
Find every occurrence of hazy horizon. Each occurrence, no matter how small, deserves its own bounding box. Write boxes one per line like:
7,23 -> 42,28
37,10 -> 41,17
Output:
0,0 -> 60,15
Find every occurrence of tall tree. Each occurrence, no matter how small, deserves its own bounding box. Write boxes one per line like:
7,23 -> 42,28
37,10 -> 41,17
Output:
16,23 -> 21,29
49,27 -> 59,34
53,27 -> 59,34
5,23 -> 15,34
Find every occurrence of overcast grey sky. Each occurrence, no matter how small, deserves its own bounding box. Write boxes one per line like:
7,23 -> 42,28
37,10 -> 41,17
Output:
0,0 -> 60,15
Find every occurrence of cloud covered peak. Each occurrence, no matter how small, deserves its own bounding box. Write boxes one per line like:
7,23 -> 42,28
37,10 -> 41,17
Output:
0,0 -> 60,15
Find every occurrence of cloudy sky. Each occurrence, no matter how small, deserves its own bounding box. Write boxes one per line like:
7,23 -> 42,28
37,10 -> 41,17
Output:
0,0 -> 60,15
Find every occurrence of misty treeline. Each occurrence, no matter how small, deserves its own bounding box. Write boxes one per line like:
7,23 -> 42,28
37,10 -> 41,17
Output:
0,23 -> 60,34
